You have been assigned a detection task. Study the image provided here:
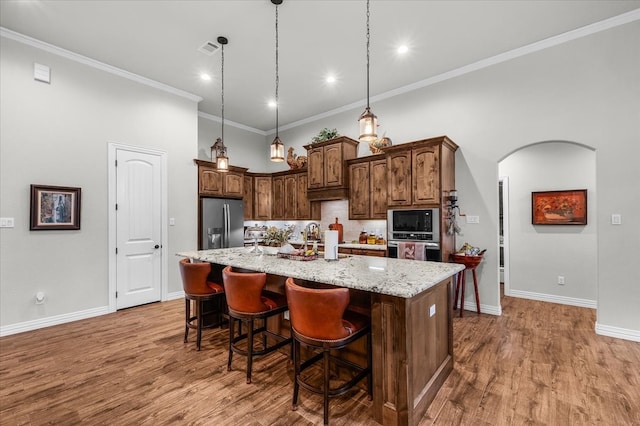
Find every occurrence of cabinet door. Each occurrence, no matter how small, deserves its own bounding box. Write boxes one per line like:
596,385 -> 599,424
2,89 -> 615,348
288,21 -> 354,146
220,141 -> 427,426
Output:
272,175 -> 285,219
199,167 -> 223,196
223,172 -> 243,198
370,159 -> 388,218
296,173 -> 311,219
349,162 -> 370,219
387,151 -> 412,207
243,175 -> 253,220
324,144 -> 343,187
307,147 -> 324,189
254,176 -> 272,220
284,174 -> 297,219
412,145 -> 440,205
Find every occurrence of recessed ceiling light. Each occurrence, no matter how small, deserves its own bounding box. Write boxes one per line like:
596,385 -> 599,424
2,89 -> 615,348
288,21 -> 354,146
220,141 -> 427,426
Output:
200,73 -> 212,81
326,75 -> 336,84
397,45 -> 409,54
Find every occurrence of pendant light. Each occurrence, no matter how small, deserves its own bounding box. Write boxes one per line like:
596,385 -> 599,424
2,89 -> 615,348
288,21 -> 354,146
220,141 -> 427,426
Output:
270,0 -> 285,162
358,0 -> 378,143
211,36 -> 229,171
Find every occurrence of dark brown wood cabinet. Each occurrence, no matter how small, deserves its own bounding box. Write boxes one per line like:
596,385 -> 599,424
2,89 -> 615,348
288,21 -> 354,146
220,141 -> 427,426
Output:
339,247 -> 386,257
348,154 -> 387,220
195,159 -> 247,199
253,174 -> 273,220
269,170 -> 320,221
304,136 -> 359,201
384,136 -> 457,208
243,175 -> 253,220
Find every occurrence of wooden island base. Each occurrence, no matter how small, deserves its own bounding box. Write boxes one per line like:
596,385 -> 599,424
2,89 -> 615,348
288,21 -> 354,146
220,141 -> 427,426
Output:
208,262 -> 453,426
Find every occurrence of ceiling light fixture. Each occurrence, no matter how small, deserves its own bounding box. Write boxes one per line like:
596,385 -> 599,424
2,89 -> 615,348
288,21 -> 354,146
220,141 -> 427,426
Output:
270,0 -> 285,162
210,36 -> 229,171
358,0 -> 378,143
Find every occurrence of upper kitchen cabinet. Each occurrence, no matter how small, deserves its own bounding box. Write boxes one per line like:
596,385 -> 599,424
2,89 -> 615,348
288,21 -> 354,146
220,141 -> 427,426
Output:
303,136 -> 359,201
195,159 -> 247,199
253,174 -> 273,220
384,136 -> 458,208
243,175 -> 253,221
347,154 -> 387,220
270,170 -> 320,221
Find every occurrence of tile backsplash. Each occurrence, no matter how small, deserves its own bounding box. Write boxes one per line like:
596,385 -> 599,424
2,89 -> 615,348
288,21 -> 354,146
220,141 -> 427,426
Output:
244,199 -> 387,243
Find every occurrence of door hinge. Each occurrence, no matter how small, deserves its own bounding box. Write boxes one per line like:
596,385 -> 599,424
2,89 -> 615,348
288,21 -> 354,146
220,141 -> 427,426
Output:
115,291 -> 118,298
115,248 -> 118,254
115,160 -> 118,167
115,204 -> 118,210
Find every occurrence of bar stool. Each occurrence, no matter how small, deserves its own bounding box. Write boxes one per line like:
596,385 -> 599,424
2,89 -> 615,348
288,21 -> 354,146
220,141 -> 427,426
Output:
285,278 -> 372,425
222,265 -> 291,384
178,258 -> 226,350
451,253 -> 483,317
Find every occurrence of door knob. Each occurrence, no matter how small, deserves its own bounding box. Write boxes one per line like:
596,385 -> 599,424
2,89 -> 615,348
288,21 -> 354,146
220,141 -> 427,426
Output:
154,244 -> 160,249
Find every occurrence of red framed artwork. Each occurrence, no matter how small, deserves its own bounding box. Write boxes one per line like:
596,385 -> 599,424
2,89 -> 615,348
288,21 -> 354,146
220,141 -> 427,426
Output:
30,184 -> 81,230
532,189 -> 587,225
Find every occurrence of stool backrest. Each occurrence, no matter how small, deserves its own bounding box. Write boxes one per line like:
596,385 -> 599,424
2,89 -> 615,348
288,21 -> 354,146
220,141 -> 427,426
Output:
179,258 -> 213,296
285,278 -> 350,340
222,266 -> 268,313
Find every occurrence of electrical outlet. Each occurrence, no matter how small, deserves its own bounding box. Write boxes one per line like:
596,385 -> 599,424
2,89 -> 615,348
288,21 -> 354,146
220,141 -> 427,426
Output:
611,214 -> 621,225
429,304 -> 436,317
283,310 -> 290,320
558,276 -> 565,285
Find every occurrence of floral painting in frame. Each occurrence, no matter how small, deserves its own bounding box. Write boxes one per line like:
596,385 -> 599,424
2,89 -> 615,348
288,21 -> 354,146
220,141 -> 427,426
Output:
532,189 -> 587,225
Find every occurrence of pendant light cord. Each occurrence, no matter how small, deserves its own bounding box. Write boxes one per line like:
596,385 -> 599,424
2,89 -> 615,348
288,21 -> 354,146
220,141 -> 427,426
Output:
221,42 -> 225,144
275,2 -> 280,138
366,0 -> 370,110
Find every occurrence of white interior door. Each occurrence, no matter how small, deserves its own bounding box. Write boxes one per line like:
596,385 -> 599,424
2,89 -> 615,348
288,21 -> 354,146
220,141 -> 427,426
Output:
115,148 -> 162,309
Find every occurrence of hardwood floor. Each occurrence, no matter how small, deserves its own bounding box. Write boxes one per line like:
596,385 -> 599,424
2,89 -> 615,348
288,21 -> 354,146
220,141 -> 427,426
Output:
1,295 -> 639,425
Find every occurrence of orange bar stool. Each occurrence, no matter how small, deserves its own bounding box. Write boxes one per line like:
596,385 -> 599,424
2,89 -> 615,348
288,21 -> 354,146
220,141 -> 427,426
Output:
222,266 -> 291,384
451,253 -> 483,317
178,258 -> 226,350
285,278 -> 372,425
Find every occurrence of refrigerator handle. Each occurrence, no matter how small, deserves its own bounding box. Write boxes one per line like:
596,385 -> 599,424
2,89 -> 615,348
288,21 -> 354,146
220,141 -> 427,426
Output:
224,203 -> 230,248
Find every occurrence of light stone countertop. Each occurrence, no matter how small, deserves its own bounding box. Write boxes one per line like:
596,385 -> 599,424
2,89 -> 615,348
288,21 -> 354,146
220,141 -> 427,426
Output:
287,240 -> 387,251
177,247 -> 464,298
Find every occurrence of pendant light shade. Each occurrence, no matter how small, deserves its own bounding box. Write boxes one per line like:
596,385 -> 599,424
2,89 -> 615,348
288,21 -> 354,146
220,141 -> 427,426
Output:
211,36 -> 229,171
358,0 -> 378,143
270,0 -> 285,162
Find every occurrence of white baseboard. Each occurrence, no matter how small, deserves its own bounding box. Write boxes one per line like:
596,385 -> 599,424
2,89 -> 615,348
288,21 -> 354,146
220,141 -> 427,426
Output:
0,306 -> 109,337
509,289 -> 597,309
595,322 -> 640,342
166,291 -> 185,301
460,301 -> 501,316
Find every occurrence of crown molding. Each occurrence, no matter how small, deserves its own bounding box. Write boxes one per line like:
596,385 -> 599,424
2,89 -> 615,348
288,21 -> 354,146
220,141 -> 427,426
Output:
0,27 -> 203,103
267,8 -> 640,134
198,111 -> 266,136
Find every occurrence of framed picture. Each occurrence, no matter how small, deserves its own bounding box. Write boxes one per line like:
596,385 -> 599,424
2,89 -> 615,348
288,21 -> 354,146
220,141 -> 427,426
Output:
532,189 -> 587,225
30,184 -> 81,230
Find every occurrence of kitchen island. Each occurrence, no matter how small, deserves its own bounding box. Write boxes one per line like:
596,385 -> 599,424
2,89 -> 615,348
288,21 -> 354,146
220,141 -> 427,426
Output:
178,247 -> 464,426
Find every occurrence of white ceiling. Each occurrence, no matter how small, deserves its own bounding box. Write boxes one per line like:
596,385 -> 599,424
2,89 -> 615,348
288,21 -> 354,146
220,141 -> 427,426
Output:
1,1 -> 639,133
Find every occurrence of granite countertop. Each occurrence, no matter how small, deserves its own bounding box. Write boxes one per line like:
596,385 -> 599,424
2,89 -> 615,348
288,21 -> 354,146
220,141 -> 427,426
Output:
287,240 -> 387,251
177,247 -> 463,298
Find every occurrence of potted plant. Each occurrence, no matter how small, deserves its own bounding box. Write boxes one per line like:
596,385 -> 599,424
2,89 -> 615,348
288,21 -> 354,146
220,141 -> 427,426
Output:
311,128 -> 340,143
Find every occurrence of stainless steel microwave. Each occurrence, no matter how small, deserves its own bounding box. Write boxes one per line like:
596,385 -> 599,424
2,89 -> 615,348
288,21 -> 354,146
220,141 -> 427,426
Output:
387,208 -> 440,243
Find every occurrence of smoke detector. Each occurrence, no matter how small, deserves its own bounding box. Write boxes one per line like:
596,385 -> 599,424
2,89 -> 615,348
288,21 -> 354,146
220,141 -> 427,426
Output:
198,40 -> 221,56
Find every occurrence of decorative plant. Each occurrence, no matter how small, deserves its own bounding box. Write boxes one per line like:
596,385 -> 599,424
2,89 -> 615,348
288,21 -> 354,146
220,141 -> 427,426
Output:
262,225 -> 295,246
311,128 -> 340,143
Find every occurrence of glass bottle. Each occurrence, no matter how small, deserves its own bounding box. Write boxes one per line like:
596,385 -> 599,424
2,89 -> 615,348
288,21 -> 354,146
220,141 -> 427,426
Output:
358,230 -> 368,244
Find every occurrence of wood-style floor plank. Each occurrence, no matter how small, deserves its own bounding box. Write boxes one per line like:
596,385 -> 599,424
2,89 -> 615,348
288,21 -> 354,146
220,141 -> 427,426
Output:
1,294 -> 639,425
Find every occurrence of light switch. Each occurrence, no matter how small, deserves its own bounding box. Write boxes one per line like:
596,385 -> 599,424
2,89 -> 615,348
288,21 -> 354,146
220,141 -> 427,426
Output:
611,214 -> 621,225
169,218 -> 175,226
0,218 -> 15,228
466,215 -> 480,224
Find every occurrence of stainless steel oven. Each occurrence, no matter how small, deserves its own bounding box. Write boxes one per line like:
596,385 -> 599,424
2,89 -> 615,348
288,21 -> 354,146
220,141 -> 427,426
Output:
387,208 -> 441,261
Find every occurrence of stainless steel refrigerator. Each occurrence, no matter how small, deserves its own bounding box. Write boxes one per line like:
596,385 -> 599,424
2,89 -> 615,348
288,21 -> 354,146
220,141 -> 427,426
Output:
200,198 -> 244,250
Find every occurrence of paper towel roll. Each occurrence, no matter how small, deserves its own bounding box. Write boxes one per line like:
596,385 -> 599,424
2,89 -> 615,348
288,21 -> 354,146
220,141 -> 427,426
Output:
324,230 -> 339,261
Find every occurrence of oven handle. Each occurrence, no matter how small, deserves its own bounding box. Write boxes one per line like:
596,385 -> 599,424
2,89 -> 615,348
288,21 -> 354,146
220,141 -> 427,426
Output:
388,241 -> 440,248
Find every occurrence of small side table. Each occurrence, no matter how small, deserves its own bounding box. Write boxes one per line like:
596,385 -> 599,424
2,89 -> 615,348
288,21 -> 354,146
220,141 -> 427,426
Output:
450,253 -> 483,317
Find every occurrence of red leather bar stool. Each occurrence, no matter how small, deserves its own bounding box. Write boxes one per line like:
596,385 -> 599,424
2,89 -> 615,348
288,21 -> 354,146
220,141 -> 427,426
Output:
285,278 -> 372,425
178,258 -> 226,350
222,266 -> 291,384
451,253 -> 483,317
